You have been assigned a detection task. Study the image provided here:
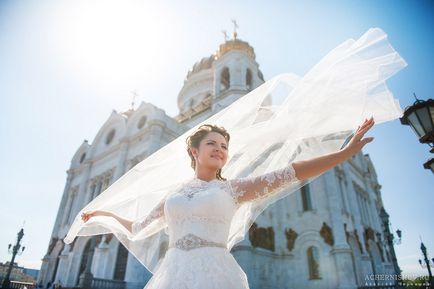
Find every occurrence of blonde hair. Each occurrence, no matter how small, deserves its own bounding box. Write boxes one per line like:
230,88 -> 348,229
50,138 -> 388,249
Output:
185,124 -> 230,181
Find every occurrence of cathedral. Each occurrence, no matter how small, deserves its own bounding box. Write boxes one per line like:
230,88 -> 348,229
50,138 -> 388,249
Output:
37,30 -> 401,289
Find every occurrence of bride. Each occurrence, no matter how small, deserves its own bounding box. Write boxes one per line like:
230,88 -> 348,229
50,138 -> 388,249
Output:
81,119 -> 374,288
65,27 -> 406,289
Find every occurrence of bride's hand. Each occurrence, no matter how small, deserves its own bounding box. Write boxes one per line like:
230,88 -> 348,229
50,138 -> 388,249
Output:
342,116 -> 375,157
81,210 -> 110,222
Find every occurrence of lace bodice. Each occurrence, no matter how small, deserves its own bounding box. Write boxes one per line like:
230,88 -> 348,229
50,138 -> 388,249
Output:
131,163 -> 299,250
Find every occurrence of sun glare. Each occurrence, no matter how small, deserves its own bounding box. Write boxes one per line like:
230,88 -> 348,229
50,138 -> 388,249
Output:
48,0 -> 176,86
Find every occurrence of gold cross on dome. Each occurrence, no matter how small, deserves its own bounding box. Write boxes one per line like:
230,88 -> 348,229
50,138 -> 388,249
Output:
221,30 -> 228,41
231,19 -> 239,39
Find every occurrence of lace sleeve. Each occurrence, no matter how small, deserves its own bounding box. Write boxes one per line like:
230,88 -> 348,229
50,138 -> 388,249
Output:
131,196 -> 166,235
228,163 -> 299,206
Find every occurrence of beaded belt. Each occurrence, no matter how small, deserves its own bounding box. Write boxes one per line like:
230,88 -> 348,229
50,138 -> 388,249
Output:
169,233 -> 227,251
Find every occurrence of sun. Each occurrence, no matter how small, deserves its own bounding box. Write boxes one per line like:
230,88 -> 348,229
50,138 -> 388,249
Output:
48,0 -> 177,86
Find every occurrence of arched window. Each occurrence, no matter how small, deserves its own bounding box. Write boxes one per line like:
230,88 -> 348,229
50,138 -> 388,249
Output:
101,176 -> 111,192
246,68 -> 252,90
137,116 -> 147,129
220,67 -> 230,92
79,153 -> 86,163
105,129 -> 116,145
307,246 -> 321,279
301,184 -> 312,211
113,242 -> 128,280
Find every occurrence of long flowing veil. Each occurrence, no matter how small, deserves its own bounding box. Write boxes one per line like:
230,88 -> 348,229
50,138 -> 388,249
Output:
63,27 -> 407,273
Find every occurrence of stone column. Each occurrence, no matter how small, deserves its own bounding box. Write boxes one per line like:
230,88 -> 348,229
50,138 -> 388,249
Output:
124,252 -> 151,289
37,255 -> 50,286
149,121 -> 166,154
114,140 -> 130,181
380,208 -> 401,276
42,255 -> 57,286
214,69 -> 221,97
365,180 -> 383,237
54,245 -> 71,286
230,62 -> 243,90
80,162 -> 93,205
92,237 -> 109,278
53,171 -> 74,237
60,189 -> 74,229
324,170 -> 357,289
343,162 -> 372,280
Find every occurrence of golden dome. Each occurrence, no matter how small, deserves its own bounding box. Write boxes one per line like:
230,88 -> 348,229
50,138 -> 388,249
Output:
185,55 -> 215,80
214,37 -> 256,60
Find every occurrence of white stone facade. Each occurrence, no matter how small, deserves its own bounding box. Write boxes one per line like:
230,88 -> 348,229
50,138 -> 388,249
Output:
38,35 -> 400,289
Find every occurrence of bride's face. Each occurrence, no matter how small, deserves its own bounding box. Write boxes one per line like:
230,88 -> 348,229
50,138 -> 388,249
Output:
192,132 -> 229,170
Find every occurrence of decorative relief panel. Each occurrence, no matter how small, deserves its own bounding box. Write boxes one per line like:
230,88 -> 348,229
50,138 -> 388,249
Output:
249,222 -> 275,252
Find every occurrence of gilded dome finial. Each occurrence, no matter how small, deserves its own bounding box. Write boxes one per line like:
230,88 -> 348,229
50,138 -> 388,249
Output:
221,30 -> 228,42
231,19 -> 238,39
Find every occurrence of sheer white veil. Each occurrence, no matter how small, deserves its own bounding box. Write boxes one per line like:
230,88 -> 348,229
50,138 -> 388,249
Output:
63,27 -> 407,273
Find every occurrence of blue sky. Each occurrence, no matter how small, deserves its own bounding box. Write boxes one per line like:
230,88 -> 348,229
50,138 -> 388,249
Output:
0,0 -> 433,277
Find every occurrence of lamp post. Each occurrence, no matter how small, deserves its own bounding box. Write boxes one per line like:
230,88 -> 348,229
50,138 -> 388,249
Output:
423,158 -> 434,173
400,94 -> 434,174
1,227 -> 26,289
418,242 -> 434,289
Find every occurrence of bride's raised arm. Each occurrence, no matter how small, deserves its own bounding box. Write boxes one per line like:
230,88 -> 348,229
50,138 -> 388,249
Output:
229,117 -> 375,205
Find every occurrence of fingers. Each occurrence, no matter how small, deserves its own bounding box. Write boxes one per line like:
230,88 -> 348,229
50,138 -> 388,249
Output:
356,117 -> 373,133
362,118 -> 375,133
357,117 -> 375,136
362,137 -> 375,145
81,211 -> 94,222
360,116 -> 374,130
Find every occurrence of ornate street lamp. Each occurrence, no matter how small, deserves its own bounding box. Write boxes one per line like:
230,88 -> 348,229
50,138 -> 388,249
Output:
418,242 -> 434,289
1,227 -> 26,289
400,94 -> 434,173
376,229 -> 402,246
423,158 -> 434,173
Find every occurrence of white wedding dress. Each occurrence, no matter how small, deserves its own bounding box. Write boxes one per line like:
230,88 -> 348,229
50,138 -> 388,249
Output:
133,164 -> 299,289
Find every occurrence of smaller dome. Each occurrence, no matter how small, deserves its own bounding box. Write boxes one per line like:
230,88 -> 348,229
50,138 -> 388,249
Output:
185,55 -> 215,80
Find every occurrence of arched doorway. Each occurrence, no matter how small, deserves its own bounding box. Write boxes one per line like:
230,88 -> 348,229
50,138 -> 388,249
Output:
113,242 -> 128,280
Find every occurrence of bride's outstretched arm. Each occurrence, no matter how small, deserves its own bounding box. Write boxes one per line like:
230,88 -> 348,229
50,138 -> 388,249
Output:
81,210 -> 134,233
229,117 -> 375,205
293,116 -> 375,180
81,195 -> 167,234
